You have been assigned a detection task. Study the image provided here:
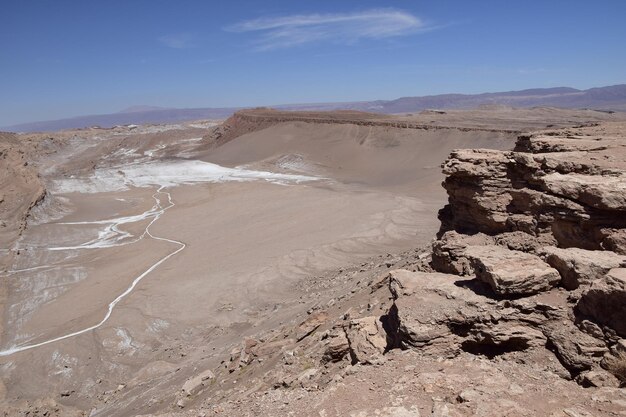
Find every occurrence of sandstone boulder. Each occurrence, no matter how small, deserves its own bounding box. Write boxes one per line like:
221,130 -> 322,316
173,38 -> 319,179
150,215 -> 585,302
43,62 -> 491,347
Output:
296,311 -> 329,341
251,338 -> 295,358
543,322 -> 608,374
322,328 -> 350,363
465,323 -> 546,353
600,228 -> 626,255
344,316 -> 388,364
542,247 -> 626,290
495,231 -> 557,254
227,338 -> 258,372
431,231 -> 494,275
538,172 -> 626,211
387,269 -> 492,350
576,370 -> 620,388
465,245 -> 561,296
181,369 -> 215,397
577,268 -> 626,337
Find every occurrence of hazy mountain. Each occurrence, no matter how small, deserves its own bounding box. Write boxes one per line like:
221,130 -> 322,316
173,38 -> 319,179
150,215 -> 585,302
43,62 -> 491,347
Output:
4,107 -> 241,133
4,84 -> 625,132
368,85 -> 626,114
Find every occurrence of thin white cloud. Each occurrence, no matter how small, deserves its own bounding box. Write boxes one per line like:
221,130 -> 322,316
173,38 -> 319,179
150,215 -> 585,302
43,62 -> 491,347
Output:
228,9 -> 428,50
158,33 -> 195,49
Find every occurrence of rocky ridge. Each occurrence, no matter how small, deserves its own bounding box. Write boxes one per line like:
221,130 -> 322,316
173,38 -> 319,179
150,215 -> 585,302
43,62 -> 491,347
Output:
201,108 -> 521,149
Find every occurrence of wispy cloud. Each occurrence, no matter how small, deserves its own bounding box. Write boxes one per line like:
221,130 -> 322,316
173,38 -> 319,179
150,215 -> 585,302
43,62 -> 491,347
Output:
158,33 -> 195,49
228,9 -> 429,50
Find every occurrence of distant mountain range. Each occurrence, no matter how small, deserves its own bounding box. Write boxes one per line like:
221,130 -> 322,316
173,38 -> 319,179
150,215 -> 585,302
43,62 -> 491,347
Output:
5,84 -> 626,133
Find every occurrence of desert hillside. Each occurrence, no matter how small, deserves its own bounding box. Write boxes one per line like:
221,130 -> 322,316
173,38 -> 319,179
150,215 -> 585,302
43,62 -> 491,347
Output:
0,133 -> 45,248
1,108 -> 625,416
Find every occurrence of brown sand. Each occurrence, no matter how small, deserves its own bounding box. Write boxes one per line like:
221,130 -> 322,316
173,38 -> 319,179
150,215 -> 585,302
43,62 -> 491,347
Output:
1,108 -> 624,415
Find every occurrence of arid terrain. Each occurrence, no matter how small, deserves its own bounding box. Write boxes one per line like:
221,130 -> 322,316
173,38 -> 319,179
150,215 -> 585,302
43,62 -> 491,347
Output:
1,107 -> 626,416
5,84 -> 625,133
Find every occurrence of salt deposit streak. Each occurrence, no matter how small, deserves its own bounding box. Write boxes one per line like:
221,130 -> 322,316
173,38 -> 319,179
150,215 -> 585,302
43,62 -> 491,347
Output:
0,187 -> 183,357
0,160 -> 319,356
49,200 -> 164,250
0,161 -> 320,356
53,160 -> 318,194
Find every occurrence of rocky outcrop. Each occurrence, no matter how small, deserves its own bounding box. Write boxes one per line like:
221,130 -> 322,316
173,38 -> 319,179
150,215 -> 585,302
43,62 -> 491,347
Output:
384,269 -> 567,360
438,123 -> 626,253
428,123 -> 626,383
432,232 -> 562,296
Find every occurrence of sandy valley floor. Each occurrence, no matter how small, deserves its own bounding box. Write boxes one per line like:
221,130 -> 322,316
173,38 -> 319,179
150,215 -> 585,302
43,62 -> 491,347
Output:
1,108 -> 624,415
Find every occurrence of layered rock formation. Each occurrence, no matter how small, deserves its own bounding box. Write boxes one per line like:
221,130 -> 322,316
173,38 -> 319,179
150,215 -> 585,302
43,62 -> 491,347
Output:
431,122 -> 626,381
438,122 -> 626,253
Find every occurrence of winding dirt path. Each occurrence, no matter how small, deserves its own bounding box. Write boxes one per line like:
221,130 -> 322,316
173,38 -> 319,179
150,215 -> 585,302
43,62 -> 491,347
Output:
0,187 -> 185,357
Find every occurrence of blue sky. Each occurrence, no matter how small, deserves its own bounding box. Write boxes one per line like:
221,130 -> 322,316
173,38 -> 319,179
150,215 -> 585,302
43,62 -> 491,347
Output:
1,0 -> 625,126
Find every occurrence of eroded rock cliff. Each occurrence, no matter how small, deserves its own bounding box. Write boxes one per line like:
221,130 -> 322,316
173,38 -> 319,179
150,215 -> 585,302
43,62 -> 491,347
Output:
431,122 -> 626,383
438,122 -> 626,253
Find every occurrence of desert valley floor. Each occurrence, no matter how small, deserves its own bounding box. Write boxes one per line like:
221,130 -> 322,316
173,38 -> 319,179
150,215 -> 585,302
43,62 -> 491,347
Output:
1,107 -> 626,416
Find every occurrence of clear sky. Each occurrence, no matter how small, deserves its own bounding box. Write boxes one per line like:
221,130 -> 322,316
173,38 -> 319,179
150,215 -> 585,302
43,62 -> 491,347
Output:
2,0 -> 625,126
